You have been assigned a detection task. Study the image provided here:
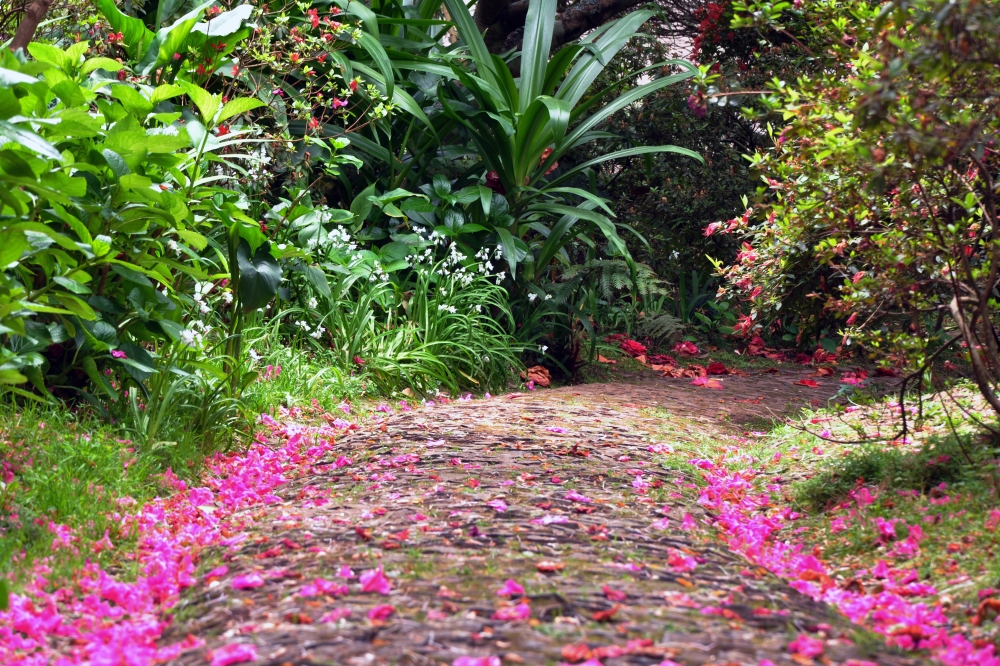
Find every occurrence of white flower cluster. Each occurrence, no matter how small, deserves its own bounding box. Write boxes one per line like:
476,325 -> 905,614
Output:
369,260 -> 389,282
179,318 -> 211,348
294,318 -> 327,339
193,281 -> 214,314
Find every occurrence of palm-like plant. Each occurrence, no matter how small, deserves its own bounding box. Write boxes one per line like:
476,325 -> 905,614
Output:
345,0 -> 701,283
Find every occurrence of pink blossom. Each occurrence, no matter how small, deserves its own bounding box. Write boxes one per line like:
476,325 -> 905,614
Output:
487,499 -> 508,512
565,490 -> 592,503
360,566 -> 392,595
319,608 -> 352,622
496,579 -> 525,597
681,513 -> 697,531
530,514 -> 569,525
338,565 -> 354,578
453,657 -> 501,666
209,643 -> 258,666
299,577 -> 349,597
546,427 -> 568,433
368,604 -> 395,620
787,634 -> 824,657
232,573 -> 264,589
491,602 -> 531,621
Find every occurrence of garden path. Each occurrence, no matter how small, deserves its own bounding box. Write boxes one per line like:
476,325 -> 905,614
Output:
163,372 -> 921,666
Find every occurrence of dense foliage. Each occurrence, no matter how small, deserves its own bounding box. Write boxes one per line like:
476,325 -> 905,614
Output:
713,0 -> 1000,414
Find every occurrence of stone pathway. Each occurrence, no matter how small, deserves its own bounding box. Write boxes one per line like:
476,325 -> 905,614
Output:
164,374 -> 920,666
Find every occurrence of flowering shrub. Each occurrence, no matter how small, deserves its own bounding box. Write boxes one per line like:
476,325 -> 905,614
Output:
713,0 -> 1000,408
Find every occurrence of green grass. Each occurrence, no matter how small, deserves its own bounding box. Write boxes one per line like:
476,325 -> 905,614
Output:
793,435 -> 975,512
0,402 -> 217,586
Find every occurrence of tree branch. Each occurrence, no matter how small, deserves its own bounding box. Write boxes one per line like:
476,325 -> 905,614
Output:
9,0 -> 52,51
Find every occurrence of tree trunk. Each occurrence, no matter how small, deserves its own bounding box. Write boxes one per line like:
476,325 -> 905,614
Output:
9,0 -> 53,51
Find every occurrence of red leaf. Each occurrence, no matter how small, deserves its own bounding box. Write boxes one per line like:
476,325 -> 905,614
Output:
706,362 -> 728,375
591,604 -> 621,622
795,379 -> 820,388
602,585 -> 627,601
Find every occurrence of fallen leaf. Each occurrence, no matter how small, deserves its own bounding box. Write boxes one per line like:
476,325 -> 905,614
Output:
597,355 -> 616,364
591,604 -> 621,622
795,379 -> 820,388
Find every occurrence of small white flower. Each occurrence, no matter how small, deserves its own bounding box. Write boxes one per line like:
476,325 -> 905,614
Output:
544,294 -> 552,300
528,293 -> 538,302
308,297 -> 318,309
223,292 -> 233,304
248,348 -> 261,362
540,345 -> 548,353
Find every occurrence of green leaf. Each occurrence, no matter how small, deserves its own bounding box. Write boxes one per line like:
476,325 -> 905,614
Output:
53,276 -> 92,294
237,239 -> 282,313
137,2 -> 211,75
355,32 -> 394,100
27,43 -> 71,71
216,97 -> 265,123
149,84 -> 185,106
111,84 -> 154,119
0,369 -> 27,385
179,81 -> 221,125
96,0 -> 155,60
305,265 -> 331,298
518,0 -> 557,115
193,3 -> 253,35
560,69 -> 698,152
557,10 -> 658,107
495,227 -> 518,279
176,229 -> 207,250
441,0 -> 498,85
55,293 -> 97,320
0,120 -> 61,160
80,57 -> 122,75
0,230 -> 28,267
346,0 -> 379,36
0,68 -> 37,86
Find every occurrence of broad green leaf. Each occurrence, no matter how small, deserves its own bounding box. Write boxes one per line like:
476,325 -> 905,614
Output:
53,276 -> 92,294
216,97 -> 265,123
192,3 -> 254,35
0,68 -> 37,86
237,239 -> 282,313
179,81 -> 221,124
111,84 -> 154,119
150,84 -> 185,106
27,43 -> 71,71
176,229 -> 207,250
81,57 -> 124,74
137,2 -> 211,75
0,369 -> 27,385
55,293 -> 97,320
96,0 -> 155,60
0,120 -> 61,159
0,230 -> 28,267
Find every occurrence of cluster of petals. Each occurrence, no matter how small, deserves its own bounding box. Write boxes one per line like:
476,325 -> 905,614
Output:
0,413 -> 355,664
694,457 -> 1000,666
